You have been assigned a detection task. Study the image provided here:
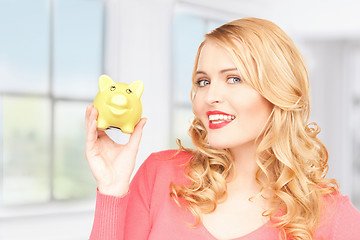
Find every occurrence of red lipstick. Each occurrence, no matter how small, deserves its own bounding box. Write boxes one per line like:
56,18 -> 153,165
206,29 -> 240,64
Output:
206,111 -> 235,130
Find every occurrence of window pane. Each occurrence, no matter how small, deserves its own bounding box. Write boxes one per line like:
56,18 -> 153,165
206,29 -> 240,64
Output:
0,0 -> 49,93
172,14 -> 206,105
53,0 -> 103,99
1,96 -> 51,205
53,101 -> 96,200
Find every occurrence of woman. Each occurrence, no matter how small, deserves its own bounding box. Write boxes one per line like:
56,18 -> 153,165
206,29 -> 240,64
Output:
85,17 -> 360,240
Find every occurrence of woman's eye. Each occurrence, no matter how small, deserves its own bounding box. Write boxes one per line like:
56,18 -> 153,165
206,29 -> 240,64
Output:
227,77 -> 242,84
196,79 -> 210,87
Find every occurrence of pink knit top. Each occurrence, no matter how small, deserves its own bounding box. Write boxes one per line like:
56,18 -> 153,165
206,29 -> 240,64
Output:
90,150 -> 360,240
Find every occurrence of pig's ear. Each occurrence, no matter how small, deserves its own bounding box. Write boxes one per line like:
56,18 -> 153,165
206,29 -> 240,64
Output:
98,75 -> 114,91
129,81 -> 144,98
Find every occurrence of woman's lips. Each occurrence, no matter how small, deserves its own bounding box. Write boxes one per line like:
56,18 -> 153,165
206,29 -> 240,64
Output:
209,121 -> 231,129
206,111 -> 235,130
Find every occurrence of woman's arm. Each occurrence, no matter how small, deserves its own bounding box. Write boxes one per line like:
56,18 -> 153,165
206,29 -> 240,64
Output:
89,158 -> 152,240
90,191 -> 130,239
84,104 -> 148,239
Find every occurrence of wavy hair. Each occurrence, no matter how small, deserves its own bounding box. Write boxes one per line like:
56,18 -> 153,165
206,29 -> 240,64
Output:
169,17 -> 339,240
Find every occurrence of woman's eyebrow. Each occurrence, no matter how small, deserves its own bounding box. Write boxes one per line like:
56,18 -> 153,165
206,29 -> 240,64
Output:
195,70 -> 207,75
220,68 -> 238,73
195,68 -> 238,75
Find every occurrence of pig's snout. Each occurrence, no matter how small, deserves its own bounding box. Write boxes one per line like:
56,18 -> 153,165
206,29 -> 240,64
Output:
110,94 -> 128,108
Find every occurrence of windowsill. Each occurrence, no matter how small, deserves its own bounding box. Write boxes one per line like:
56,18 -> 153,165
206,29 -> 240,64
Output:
0,197 -> 96,219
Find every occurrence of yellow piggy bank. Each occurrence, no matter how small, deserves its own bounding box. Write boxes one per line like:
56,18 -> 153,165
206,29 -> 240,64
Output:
93,75 -> 144,134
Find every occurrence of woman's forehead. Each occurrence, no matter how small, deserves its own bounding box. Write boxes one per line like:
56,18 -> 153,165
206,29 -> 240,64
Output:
196,40 -> 238,71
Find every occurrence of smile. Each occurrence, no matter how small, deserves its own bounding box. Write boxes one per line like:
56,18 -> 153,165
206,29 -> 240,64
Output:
109,106 -> 127,115
207,111 -> 236,130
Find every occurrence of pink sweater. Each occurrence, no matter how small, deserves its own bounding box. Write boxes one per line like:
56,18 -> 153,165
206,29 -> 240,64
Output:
90,150 -> 360,240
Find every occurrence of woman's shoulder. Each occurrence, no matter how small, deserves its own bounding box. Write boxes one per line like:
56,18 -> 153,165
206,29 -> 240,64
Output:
320,190 -> 359,217
315,190 -> 360,239
148,149 -> 194,162
321,190 -> 358,211
139,149 -> 194,182
144,149 -> 193,168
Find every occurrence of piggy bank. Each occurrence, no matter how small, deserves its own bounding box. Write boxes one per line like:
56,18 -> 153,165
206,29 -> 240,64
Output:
93,75 -> 144,134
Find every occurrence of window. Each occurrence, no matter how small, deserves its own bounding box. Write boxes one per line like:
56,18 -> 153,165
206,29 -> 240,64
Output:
0,0 -> 103,207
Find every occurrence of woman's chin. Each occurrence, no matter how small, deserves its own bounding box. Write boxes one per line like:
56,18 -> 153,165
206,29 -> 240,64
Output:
207,141 -> 231,150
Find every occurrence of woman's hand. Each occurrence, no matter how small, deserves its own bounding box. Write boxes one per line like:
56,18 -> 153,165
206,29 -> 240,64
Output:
84,104 -> 147,197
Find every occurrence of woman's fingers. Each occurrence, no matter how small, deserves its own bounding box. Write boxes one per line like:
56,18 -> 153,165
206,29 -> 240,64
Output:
90,106 -> 98,121
85,104 -> 92,132
128,118 -> 147,150
85,105 -> 99,153
89,120 -> 99,143
86,119 -> 98,155
85,104 -> 147,157
85,104 -> 98,132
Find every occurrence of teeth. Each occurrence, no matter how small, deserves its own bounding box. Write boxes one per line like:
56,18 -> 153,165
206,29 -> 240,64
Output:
209,114 -> 235,121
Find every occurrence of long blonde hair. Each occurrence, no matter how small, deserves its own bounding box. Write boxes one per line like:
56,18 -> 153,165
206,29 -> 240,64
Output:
170,17 -> 339,240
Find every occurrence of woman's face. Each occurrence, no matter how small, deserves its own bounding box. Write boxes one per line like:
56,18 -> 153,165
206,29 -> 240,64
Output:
192,40 -> 273,150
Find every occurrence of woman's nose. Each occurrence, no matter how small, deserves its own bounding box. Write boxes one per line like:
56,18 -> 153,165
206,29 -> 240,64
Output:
205,81 -> 223,105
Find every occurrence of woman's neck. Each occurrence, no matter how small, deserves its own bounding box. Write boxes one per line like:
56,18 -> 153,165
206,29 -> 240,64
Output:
227,141 -> 262,195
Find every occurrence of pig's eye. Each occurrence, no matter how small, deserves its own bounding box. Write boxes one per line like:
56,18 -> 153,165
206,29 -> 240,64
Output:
126,89 -> 132,94
110,86 -> 116,91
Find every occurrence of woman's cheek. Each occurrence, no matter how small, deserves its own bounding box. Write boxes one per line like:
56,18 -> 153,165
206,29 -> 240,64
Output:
192,97 -> 207,127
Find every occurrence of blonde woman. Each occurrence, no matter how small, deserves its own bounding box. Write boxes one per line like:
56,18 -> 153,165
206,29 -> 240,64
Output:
85,17 -> 360,240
